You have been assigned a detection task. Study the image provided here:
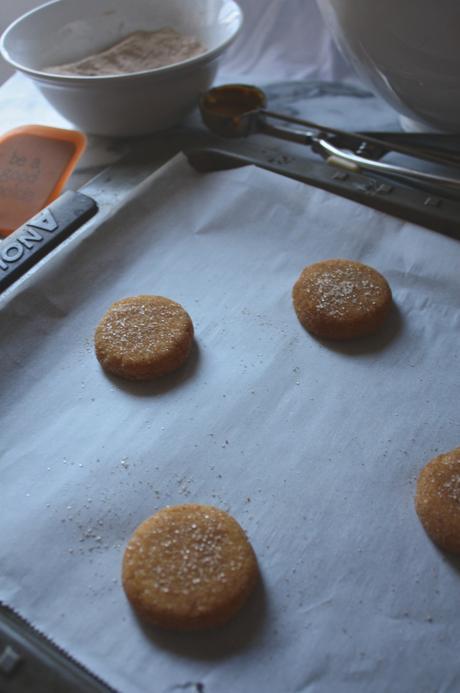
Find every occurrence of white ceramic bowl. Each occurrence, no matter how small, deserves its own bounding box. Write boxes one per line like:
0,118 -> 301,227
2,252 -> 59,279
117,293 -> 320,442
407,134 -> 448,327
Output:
316,0 -> 460,132
0,0 -> 243,136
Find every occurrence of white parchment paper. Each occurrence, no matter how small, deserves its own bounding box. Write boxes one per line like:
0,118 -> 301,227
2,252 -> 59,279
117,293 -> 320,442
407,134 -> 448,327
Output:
1,156 -> 460,693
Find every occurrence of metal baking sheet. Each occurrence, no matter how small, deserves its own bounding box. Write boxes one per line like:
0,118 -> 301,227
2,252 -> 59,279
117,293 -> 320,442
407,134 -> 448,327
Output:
1,154 -> 460,693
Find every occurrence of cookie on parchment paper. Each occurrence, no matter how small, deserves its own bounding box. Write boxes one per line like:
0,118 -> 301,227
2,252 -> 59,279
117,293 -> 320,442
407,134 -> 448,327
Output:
415,447 -> 460,555
122,504 -> 259,629
94,295 -> 194,380
292,259 -> 392,340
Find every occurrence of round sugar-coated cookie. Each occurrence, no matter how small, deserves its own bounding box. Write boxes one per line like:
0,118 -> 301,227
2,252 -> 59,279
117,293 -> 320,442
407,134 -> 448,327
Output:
415,447 -> 460,554
94,295 -> 194,380
292,259 -> 392,340
122,504 -> 259,629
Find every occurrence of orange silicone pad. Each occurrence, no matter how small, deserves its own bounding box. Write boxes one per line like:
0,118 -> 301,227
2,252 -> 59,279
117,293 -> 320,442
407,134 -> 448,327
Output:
0,125 -> 86,236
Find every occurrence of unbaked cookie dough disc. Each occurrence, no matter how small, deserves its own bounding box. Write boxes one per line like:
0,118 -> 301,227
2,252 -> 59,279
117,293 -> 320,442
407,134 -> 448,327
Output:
122,504 -> 259,629
94,295 -> 194,380
292,259 -> 392,340
415,446 -> 460,554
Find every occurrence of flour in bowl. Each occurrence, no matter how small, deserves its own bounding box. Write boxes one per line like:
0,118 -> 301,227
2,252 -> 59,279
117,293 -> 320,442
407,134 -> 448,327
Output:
46,28 -> 207,76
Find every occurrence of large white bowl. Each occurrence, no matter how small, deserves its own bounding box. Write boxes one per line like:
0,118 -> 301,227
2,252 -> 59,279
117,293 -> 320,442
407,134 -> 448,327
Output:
316,0 -> 460,132
0,0 -> 243,136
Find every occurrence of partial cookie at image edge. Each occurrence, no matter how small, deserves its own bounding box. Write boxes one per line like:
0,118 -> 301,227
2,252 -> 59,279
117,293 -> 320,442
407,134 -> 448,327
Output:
415,446 -> 460,555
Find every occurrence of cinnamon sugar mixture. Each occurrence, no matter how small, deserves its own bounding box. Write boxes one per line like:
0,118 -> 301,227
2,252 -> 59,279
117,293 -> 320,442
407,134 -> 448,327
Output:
47,28 -> 206,76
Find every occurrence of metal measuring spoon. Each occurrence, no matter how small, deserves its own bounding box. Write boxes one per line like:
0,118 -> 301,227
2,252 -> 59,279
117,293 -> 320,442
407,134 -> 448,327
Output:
199,84 -> 460,192
199,83 -> 309,143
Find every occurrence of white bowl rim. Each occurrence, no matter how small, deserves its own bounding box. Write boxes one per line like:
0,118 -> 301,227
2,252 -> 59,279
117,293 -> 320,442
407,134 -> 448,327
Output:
0,0 -> 243,83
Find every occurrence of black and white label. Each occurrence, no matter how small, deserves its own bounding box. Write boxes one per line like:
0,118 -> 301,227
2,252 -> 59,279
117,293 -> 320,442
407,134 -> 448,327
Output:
0,190 -> 98,292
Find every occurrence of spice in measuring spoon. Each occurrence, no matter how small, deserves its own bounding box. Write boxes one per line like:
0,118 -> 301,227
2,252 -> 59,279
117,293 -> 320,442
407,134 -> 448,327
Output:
199,84 -> 268,138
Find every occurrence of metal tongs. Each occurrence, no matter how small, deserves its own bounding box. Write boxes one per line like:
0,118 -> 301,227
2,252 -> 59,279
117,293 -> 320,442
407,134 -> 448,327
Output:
199,84 -> 460,193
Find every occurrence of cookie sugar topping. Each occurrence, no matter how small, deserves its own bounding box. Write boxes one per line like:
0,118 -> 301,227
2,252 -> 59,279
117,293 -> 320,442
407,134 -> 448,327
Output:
312,266 -> 383,316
